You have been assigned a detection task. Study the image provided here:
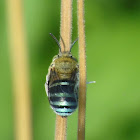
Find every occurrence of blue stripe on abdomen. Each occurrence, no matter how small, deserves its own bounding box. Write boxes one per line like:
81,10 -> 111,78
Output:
50,97 -> 76,102
48,80 -> 78,116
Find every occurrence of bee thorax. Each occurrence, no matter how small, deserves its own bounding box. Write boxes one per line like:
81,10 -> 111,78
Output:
59,73 -> 72,79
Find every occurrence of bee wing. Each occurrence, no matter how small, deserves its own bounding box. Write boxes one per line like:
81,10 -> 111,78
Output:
71,69 -> 79,82
70,70 -> 79,101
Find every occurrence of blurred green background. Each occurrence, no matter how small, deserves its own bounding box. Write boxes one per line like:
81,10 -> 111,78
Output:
1,0 -> 140,139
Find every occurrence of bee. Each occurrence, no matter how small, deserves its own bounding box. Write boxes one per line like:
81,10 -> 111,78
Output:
45,33 -> 79,117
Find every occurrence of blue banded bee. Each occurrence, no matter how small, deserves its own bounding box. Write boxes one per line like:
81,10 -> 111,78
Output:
45,33 -> 79,117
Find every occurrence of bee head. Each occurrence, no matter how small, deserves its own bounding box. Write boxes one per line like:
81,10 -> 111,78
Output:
49,33 -> 78,56
52,52 -> 71,60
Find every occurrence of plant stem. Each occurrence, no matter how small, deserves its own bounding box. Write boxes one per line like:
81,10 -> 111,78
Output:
7,0 -> 32,140
55,0 -> 73,140
77,0 -> 87,140
55,115 -> 67,140
60,0 -> 73,52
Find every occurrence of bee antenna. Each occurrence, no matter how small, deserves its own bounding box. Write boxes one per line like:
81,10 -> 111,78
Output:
60,35 -> 66,52
70,38 -> 78,52
49,33 -> 61,52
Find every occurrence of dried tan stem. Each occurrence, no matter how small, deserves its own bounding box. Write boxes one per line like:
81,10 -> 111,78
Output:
55,0 -> 73,140
77,0 -> 87,140
60,0 -> 73,52
7,0 -> 32,140
55,115 -> 67,140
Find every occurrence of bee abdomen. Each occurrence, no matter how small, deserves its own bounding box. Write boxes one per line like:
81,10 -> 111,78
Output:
48,80 -> 78,117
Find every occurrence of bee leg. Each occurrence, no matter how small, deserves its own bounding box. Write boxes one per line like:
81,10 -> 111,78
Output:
86,81 -> 96,84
